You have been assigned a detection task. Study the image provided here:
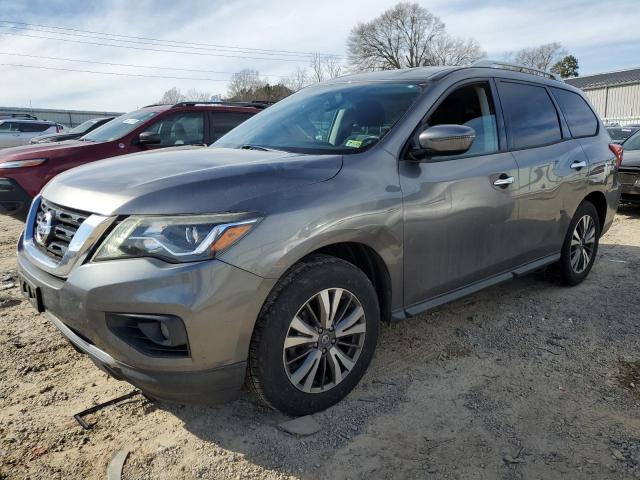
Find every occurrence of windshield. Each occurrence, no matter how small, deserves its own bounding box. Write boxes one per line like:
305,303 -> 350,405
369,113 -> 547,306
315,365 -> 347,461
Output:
608,127 -> 639,143
214,82 -> 424,154
82,110 -> 157,142
69,119 -> 101,134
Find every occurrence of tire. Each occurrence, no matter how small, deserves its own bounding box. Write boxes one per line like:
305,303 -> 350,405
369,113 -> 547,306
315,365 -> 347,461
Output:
247,254 -> 380,416
558,201 -> 600,286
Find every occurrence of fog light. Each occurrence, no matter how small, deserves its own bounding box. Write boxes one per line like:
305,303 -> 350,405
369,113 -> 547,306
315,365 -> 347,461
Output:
106,313 -> 190,358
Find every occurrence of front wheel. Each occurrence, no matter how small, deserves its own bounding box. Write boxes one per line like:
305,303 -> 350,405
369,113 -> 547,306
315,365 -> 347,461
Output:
559,201 -> 600,286
247,255 -> 379,416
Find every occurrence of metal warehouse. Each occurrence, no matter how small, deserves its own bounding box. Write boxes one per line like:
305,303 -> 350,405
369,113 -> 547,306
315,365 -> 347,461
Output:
565,68 -> 640,126
0,106 -> 123,128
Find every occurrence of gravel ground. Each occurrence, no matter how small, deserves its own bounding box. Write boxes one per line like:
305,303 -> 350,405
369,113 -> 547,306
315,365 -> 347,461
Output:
0,207 -> 639,480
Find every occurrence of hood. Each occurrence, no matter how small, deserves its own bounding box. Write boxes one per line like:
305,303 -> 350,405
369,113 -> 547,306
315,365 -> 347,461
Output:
0,139 -> 88,160
621,149 -> 640,168
42,147 -> 343,215
31,133 -> 80,144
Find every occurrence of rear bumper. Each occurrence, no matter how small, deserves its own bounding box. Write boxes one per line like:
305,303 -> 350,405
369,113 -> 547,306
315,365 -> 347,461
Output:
0,177 -> 32,221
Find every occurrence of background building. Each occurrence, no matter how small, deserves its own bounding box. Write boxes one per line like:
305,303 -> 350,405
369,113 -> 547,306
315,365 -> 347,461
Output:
0,106 -> 123,128
565,68 -> 640,125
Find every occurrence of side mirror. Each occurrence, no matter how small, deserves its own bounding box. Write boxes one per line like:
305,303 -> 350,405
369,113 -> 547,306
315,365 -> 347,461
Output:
412,124 -> 476,159
138,131 -> 161,145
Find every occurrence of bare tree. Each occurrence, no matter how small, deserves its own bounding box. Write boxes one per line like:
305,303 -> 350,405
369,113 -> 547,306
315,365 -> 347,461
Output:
429,36 -> 484,67
185,88 -> 212,101
286,66 -> 310,92
158,87 -> 185,104
227,69 -> 265,101
309,54 -> 345,83
347,2 -> 482,71
310,53 -> 326,83
324,56 -> 344,79
510,42 -> 568,71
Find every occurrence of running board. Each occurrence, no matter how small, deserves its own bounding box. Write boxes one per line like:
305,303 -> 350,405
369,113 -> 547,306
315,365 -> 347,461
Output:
391,253 -> 560,321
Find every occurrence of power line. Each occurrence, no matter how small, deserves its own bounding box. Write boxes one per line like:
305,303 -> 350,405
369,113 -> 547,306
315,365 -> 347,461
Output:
0,30 -> 314,62
0,51 -> 289,78
0,20 -> 344,58
0,63 -> 231,81
0,24 -> 318,59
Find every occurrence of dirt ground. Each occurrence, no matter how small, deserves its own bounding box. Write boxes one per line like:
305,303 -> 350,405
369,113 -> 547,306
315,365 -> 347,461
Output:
0,207 -> 639,480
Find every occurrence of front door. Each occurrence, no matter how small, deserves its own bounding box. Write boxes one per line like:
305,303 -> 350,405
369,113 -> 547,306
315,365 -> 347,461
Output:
400,81 -> 519,308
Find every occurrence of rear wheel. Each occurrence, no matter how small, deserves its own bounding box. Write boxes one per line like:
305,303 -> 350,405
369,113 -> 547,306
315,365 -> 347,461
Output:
559,201 -> 600,286
247,255 -> 379,416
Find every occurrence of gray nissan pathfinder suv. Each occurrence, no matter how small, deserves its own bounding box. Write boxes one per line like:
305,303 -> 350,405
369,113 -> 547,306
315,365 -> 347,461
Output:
17,61 -> 621,415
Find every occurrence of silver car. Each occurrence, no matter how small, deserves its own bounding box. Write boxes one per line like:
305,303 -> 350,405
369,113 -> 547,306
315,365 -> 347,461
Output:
17,62 -> 621,415
0,115 -> 62,148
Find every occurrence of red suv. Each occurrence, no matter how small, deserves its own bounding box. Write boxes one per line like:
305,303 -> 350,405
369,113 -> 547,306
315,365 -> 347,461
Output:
0,102 -> 265,220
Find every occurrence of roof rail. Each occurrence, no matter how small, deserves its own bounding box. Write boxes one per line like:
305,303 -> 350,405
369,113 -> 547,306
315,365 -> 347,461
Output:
143,100 -> 272,109
0,113 -> 38,120
471,60 -> 560,81
171,101 -> 272,109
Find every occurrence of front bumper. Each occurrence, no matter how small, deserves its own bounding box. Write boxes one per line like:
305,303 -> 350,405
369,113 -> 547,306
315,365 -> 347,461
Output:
17,236 -> 275,404
619,168 -> 640,203
0,178 -> 32,221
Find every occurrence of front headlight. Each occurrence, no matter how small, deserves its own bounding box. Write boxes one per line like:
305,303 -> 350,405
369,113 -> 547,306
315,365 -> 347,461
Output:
0,158 -> 47,169
93,214 -> 260,263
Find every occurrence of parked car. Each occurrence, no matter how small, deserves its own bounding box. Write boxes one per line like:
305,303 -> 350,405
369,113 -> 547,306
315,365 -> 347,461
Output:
607,125 -> 640,144
16,62 -> 621,415
29,117 -> 115,144
0,102 -> 264,219
0,114 -> 64,149
619,129 -> 640,204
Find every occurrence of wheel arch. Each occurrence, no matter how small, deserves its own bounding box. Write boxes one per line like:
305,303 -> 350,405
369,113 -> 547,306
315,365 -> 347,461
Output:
583,191 -> 607,234
300,242 -> 393,323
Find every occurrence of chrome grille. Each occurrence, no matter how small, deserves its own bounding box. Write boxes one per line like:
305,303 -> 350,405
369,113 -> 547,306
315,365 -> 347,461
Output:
33,200 -> 89,261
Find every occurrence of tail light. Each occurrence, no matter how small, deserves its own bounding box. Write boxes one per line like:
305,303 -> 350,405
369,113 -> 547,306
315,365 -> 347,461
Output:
609,143 -> 623,168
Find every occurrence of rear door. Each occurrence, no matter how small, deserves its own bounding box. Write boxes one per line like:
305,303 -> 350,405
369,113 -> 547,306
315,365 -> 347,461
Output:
400,80 -> 520,307
496,80 -> 589,264
18,122 -> 56,144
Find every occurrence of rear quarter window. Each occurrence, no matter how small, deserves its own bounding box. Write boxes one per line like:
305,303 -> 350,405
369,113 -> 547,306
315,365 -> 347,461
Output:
498,81 -> 562,150
551,87 -> 598,137
211,111 -> 254,141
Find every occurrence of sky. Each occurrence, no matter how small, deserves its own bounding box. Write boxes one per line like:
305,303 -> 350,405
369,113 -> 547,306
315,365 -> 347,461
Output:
0,0 -> 638,112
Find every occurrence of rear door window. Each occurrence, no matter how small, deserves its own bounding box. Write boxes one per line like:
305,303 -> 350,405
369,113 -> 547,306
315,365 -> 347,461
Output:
551,88 -> 598,137
0,121 -> 14,132
498,81 -> 562,150
211,112 -> 254,141
145,112 -> 205,146
17,122 -> 53,133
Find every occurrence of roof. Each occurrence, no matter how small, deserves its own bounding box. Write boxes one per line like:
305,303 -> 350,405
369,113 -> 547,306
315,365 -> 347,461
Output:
328,66 -> 457,83
328,62 -> 566,85
0,118 -> 56,124
564,67 -> 640,90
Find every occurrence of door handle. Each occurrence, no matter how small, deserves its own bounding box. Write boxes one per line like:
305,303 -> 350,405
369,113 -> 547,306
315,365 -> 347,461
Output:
570,160 -> 587,170
493,176 -> 514,186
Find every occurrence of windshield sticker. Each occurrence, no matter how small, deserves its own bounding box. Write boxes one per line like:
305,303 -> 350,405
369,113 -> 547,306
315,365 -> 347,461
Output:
345,139 -> 362,148
122,119 -> 140,125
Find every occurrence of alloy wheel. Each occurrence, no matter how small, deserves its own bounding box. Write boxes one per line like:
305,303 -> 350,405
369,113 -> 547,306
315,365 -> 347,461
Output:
570,214 -> 596,274
283,288 -> 366,393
